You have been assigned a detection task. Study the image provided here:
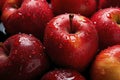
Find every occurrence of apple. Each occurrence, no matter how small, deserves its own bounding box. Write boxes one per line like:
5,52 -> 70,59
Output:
98,0 -> 120,9
91,8 -> 120,49
0,33 -> 49,80
41,69 -> 86,80
0,0 -> 6,20
43,13 -> 98,72
0,0 -> 6,11
1,0 -> 54,40
51,0 -> 97,17
90,45 -> 120,80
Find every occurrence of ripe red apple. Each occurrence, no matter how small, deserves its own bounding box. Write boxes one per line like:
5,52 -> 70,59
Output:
91,8 -> 120,49
43,13 -> 98,72
0,0 -> 6,11
90,45 -> 120,80
1,0 -> 53,39
41,69 -> 86,80
0,33 -> 49,80
51,0 -> 97,17
98,0 -> 120,9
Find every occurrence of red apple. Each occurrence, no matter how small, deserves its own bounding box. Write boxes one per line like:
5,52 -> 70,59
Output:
91,8 -> 120,49
41,69 -> 86,80
1,0 -> 54,39
91,45 -> 120,80
43,13 -> 98,72
0,33 -> 49,80
98,0 -> 120,9
51,0 -> 97,17
0,0 -> 6,11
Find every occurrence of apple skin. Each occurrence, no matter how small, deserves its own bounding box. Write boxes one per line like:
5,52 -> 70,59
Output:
91,8 -> 120,49
41,69 -> 86,80
98,0 -> 120,9
91,45 -> 120,80
43,13 -> 98,72
1,0 -> 54,39
0,33 -> 49,80
0,0 -> 6,11
51,0 -> 97,17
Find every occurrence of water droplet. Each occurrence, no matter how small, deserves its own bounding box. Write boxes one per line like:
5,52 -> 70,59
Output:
43,46 -> 45,49
18,12 -> 22,16
106,13 -> 111,18
29,55 -> 32,58
93,21 -> 97,25
65,36 -> 69,40
59,44 -> 63,48
70,36 -> 76,42
29,34 -> 32,36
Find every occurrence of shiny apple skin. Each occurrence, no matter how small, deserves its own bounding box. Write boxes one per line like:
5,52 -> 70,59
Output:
1,0 -> 53,39
51,0 -> 97,17
98,0 -> 120,9
41,69 -> 86,80
91,45 -> 120,80
43,14 -> 98,72
91,8 -> 120,49
0,33 -> 49,80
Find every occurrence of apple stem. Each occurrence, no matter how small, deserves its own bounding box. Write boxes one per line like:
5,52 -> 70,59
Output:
69,14 -> 74,33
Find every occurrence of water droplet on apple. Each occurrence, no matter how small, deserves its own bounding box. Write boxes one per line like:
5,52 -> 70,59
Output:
18,12 -> 22,16
65,36 -> 69,40
70,35 -> 76,42
106,13 -> 111,18
54,22 -> 59,28
29,55 -> 32,58
29,34 -> 32,36
59,44 -> 63,48
43,46 -> 45,49
93,21 -> 97,25
19,32 -> 22,34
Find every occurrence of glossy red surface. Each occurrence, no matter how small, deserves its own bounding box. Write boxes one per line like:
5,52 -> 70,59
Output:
43,14 -> 98,72
0,33 -> 49,80
41,69 -> 86,80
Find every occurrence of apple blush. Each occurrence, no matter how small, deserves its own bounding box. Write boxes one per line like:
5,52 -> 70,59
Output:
0,33 -> 49,80
41,69 -> 86,80
91,45 -> 120,80
43,13 -> 98,72
1,0 -> 53,39
91,8 -> 120,49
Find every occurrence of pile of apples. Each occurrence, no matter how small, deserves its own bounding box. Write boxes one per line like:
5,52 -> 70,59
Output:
0,0 -> 120,80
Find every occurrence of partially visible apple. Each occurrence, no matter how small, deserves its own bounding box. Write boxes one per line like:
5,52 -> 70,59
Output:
43,13 -> 98,72
91,8 -> 120,49
0,33 -> 49,80
0,0 -> 6,20
91,45 -> 120,80
41,69 -> 86,80
98,0 -> 120,9
1,0 -> 53,39
51,0 -> 97,17
0,0 -> 6,11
